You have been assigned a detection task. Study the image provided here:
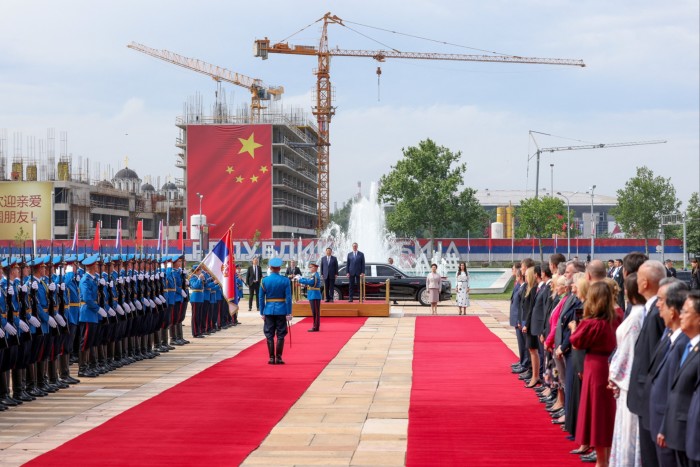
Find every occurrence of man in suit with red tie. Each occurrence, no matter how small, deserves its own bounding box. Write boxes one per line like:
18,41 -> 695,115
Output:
346,243 -> 365,303
657,289 -> 700,466
320,248 -> 338,303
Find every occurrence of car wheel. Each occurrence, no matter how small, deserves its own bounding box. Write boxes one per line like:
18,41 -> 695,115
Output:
417,287 -> 430,306
333,287 -> 343,301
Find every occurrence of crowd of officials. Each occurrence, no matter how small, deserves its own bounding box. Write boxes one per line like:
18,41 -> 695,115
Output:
0,252 -> 234,411
510,253 -> 700,466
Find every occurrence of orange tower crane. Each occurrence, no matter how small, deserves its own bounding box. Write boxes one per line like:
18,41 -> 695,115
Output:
255,12 -> 586,231
128,41 -> 283,122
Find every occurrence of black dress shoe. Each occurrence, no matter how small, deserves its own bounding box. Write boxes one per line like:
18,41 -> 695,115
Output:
17,392 -> 34,402
550,409 -> 565,419
518,372 -> 533,381
552,418 -> 565,425
51,380 -> 70,389
28,388 -> 47,397
580,452 -> 597,463
0,396 -> 18,407
511,366 -> 524,374
62,376 -> 81,384
308,328 -> 318,332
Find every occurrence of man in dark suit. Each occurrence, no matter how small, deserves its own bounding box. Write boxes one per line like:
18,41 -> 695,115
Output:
612,258 -> 625,309
246,257 -> 262,312
531,264 -> 552,378
284,260 -> 302,279
628,260 -> 667,467
319,247 -> 338,303
658,290 -> 700,466
665,259 -> 677,278
647,280 -> 689,467
686,349 -> 700,466
345,243 -> 365,303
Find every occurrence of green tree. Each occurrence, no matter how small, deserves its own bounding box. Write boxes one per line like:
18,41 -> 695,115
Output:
515,196 -> 566,262
687,192 -> 700,256
610,166 -> 681,254
377,139 -> 486,244
13,226 -> 30,249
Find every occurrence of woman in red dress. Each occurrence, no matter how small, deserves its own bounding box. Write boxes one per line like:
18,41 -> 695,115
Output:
569,281 -> 623,467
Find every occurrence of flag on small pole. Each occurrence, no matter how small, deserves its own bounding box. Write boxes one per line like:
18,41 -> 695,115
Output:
200,226 -> 237,303
71,220 -> 79,251
93,221 -> 101,252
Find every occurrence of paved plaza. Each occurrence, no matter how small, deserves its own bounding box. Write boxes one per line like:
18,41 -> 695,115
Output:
0,299 -> 516,466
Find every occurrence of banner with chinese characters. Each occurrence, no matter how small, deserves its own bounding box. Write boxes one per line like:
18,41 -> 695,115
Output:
0,182 -> 53,241
186,125 -> 272,240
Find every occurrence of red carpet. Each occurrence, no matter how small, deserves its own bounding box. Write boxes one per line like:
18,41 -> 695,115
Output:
28,317 -> 366,467
407,317 -> 580,466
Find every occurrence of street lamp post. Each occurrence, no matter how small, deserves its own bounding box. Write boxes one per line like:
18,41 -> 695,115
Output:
196,192 -> 204,260
550,164 -> 554,197
589,185 -> 596,259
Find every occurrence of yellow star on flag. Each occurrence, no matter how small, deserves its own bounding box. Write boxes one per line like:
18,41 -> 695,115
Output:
260,165 -> 268,173
235,175 -> 244,183
225,166 -> 234,174
250,175 -> 259,183
238,133 -> 262,158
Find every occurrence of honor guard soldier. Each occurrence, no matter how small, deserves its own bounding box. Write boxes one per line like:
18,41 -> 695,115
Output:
78,255 -> 107,377
0,258 -> 18,409
296,262 -> 322,332
259,257 -> 292,365
10,258 -> 33,402
61,255 -> 81,384
188,266 -> 204,338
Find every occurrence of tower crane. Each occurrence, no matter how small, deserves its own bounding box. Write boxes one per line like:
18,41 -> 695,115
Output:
254,12 -> 586,231
528,130 -> 667,198
127,42 -> 284,122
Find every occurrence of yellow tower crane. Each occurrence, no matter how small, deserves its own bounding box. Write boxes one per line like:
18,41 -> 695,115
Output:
255,12 -> 586,231
127,41 -> 284,122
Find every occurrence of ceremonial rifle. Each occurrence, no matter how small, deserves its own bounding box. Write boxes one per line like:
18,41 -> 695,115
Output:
97,247 -> 107,326
47,243 -> 60,337
28,247 -> 44,337
4,253 -> 19,346
17,244 -> 31,343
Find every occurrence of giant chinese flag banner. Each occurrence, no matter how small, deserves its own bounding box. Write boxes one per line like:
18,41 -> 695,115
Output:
187,125 -> 272,240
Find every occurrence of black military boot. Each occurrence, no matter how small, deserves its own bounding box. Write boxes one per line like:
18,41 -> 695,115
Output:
267,339 -> 275,365
0,371 -> 18,406
14,369 -> 33,401
275,338 -> 285,365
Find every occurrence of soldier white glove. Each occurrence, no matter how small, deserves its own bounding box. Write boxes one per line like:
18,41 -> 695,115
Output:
118,277 -> 124,284
48,282 -> 56,291
180,290 -> 187,298
55,314 -> 66,327
286,314 -> 293,322
31,281 -> 39,290
135,300 -> 142,311
129,302 -> 136,312
138,274 -> 144,281
115,304 -> 125,315
0,328 -> 4,339
185,279 -> 189,286
159,294 -> 166,302
7,286 -> 13,295
19,320 -> 29,332
48,316 -> 57,328
99,278 -> 106,286
97,307 -> 108,318
109,281 -> 114,288
3,323 -> 17,336
154,297 -> 162,305
29,316 -> 41,327
150,299 -> 157,309
60,283 -> 66,291
107,308 -> 116,317
126,277 -> 131,283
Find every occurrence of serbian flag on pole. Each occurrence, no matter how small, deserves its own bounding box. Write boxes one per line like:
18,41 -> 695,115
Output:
200,228 -> 237,303
93,221 -> 101,252
179,220 -> 184,253
71,220 -> 79,251
115,219 -> 122,250
136,220 -> 143,249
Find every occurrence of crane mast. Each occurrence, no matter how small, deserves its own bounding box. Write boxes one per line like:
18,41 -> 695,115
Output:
255,12 -> 586,231
128,41 -> 283,122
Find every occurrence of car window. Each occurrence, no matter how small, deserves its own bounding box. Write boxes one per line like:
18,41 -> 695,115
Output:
365,265 -> 372,276
376,265 -> 396,277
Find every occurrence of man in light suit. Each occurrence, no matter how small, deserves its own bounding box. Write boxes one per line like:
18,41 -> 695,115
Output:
319,248 -> 338,303
658,289 -> 700,466
345,243 -> 365,303
628,260 -> 667,467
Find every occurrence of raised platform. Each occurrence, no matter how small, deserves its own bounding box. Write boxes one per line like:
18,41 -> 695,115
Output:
292,300 -> 390,317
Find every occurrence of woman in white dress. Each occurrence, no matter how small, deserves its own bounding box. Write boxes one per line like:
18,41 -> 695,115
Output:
426,263 -> 442,315
608,273 -> 645,467
456,262 -> 470,315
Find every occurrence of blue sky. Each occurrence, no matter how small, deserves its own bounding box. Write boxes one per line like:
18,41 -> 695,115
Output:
1,0 -> 698,209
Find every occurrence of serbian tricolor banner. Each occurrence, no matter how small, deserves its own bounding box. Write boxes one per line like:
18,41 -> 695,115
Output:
200,228 -> 237,303
186,125 -> 272,240
71,220 -> 79,251
93,221 -> 101,252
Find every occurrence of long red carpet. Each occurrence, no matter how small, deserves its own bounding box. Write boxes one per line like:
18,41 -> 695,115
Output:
29,317 -> 366,466
407,317 -> 580,466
